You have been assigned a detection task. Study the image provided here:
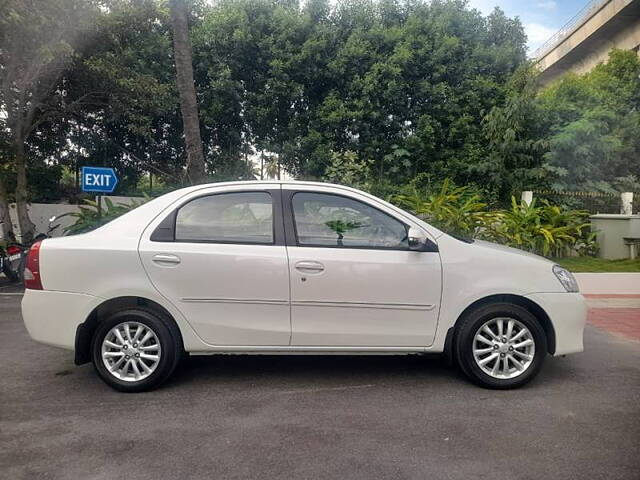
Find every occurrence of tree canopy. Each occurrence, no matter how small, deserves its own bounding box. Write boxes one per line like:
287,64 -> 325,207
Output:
485,49 -> 640,195
0,0 -> 637,239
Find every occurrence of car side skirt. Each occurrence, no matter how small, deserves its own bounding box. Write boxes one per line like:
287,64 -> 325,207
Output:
186,346 -> 432,355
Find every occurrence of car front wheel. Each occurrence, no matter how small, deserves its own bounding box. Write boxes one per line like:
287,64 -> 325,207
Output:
455,303 -> 547,389
91,308 -> 181,392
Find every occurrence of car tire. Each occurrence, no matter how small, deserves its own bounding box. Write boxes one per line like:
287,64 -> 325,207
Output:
91,308 -> 182,392
2,252 -> 23,283
2,263 -> 20,282
454,302 -> 547,389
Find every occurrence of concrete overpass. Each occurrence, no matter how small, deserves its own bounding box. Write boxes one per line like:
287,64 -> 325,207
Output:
534,0 -> 640,86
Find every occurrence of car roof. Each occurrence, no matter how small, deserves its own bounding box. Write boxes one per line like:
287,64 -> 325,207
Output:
183,179 -> 345,189
85,179 -> 443,242
170,180 -> 367,197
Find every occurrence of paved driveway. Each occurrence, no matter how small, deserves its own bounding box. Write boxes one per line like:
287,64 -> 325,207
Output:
1,292 -> 639,480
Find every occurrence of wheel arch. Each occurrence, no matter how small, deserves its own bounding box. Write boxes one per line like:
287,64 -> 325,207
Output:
443,294 -> 556,363
74,296 -> 184,365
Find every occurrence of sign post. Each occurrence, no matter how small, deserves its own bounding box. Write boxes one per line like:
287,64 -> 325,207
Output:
81,167 -> 119,218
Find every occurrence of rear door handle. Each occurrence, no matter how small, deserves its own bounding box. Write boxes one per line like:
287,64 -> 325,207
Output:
152,254 -> 181,265
295,261 -> 324,273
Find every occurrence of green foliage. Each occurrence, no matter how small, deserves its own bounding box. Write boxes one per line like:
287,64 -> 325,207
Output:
485,49 -> 640,195
483,198 -> 594,257
71,0 -> 187,188
391,179 -> 497,238
481,64 -> 550,199
3,0 -> 535,202
192,0 -> 527,187
0,0 -> 104,215
388,179 -> 596,257
4,0 -> 634,207
62,197 -> 148,235
324,219 -> 363,246
322,151 -> 372,189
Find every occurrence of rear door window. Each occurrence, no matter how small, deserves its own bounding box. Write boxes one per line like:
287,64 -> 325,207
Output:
175,192 -> 273,244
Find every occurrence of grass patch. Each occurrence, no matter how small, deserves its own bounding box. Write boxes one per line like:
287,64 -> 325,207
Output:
554,257 -> 640,273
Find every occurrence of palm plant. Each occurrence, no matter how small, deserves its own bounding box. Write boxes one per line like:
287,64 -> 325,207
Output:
61,197 -> 148,235
389,179 -> 596,257
392,179 -> 499,238
264,157 -> 281,180
482,198 -> 593,257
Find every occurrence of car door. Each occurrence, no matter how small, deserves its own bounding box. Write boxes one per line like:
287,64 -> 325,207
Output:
283,186 -> 442,347
138,185 -> 291,346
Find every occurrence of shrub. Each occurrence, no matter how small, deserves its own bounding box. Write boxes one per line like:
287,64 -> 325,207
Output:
389,179 -> 596,257
481,198 -> 594,257
62,197 -> 148,235
391,179 -> 499,238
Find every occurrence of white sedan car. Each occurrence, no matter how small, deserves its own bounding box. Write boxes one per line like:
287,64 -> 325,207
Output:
22,181 -> 586,392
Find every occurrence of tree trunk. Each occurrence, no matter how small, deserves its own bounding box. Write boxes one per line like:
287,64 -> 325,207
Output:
169,0 -> 206,185
13,140 -> 35,244
0,173 -> 16,243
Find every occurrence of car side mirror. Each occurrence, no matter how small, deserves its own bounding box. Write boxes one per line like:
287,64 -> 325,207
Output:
408,226 -> 430,251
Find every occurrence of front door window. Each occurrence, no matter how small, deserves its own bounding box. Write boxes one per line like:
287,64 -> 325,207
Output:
291,192 -> 408,249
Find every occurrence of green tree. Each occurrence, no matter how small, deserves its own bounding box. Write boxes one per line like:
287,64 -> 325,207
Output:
481,64 -> 550,200
539,50 -> 640,192
0,0 -> 537,217
322,150 -> 372,189
74,0 -> 184,187
485,49 -> 640,196
192,0 -> 527,191
0,0 -> 100,242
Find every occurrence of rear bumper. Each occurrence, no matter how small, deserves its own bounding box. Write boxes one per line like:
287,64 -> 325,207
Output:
526,292 -> 587,356
22,289 -> 102,350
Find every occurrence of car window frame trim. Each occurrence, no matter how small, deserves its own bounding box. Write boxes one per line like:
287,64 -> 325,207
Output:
283,189 -> 429,252
150,188 -> 286,247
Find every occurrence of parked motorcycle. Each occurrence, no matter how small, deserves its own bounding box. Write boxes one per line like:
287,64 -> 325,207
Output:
1,243 -> 23,282
1,222 -> 21,282
0,216 -> 60,283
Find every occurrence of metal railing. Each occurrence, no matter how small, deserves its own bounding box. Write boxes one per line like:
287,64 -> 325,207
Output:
532,0 -> 610,60
531,189 -> 623,214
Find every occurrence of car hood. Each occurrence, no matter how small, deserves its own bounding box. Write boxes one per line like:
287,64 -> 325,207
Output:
471,239 -> 554,264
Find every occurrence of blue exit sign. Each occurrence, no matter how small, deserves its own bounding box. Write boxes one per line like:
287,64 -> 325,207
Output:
81,166 -> 119,193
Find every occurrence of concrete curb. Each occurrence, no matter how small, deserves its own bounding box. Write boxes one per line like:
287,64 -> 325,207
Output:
575,273 -> 640,295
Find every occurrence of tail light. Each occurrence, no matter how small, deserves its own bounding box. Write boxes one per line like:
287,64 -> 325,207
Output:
23,241 -> 43,290
6,245 -> 21,256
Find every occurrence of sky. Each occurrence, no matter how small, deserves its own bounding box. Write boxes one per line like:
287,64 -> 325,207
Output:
467,0 -> 592,54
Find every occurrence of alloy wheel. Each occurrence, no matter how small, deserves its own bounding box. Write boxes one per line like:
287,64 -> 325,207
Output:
472,317 -> 535,379
101,321 -> 162,382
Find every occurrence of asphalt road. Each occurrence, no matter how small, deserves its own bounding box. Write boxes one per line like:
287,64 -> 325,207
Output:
1,293 -> 639,480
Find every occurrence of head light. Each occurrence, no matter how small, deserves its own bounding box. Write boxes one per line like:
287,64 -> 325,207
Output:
552,265 -> 579,293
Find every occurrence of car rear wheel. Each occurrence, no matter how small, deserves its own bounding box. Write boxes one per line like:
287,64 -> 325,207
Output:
455,303 -> 547,389
91,308 -> 181,392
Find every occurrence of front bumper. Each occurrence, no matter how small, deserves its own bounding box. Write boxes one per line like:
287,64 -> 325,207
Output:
526,292 -> 587,356
22,289 -> 102,350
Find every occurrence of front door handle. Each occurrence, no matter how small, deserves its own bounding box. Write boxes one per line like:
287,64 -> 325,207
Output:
152,254 -> 181,265
295,260 -> 324,273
